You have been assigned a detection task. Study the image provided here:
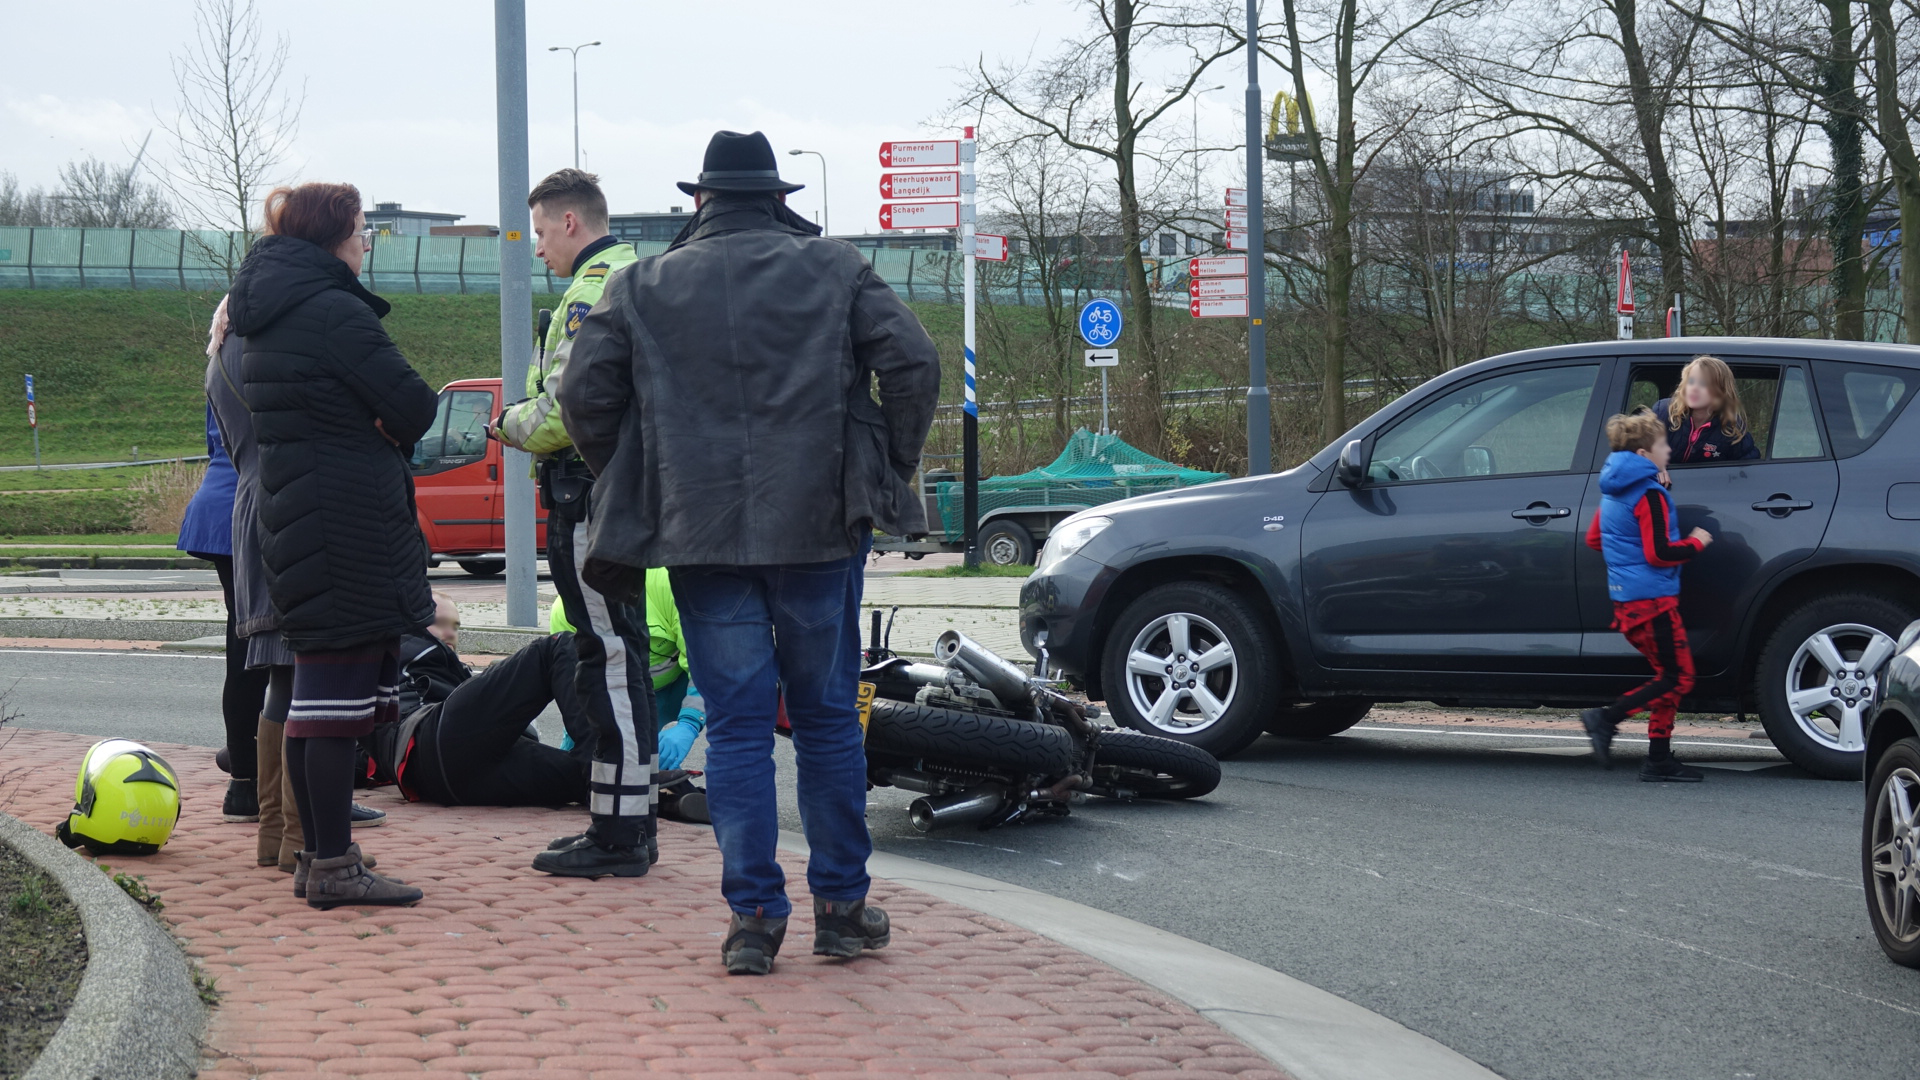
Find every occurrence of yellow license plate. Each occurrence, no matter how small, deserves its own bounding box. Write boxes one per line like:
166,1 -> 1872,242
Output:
857,681 -> 876,735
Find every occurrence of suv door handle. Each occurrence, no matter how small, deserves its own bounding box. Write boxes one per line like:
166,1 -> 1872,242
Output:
1511,502 -> 1571,523
488,463 -> 499,481
1752,493 -> 1812,517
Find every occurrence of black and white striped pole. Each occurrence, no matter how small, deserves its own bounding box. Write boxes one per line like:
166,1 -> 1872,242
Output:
962,125 -> 980,569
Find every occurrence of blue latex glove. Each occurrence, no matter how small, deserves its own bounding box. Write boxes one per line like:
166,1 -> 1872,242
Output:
658,721 -> 698,770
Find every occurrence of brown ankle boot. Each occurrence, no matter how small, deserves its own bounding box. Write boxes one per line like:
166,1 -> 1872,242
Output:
305,847 -> 421,910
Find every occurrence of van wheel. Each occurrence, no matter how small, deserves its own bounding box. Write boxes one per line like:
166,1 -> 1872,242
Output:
1100,582 -> 1281,759
979,520 -> 1036,566
1757,593 -> 1911,779
459,559 -> 505,578
1265,698 -> 1372,740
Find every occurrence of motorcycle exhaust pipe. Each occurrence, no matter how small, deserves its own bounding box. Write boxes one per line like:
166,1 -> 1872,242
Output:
874,768 -> 941,795
908,786 -> 1006,833
934,630 -> 1035,707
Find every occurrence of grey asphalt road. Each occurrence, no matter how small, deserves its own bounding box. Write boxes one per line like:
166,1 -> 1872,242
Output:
7,648 -> 1910,1080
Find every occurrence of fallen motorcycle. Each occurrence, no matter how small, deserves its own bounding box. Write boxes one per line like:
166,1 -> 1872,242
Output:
858,620 -> 1220,832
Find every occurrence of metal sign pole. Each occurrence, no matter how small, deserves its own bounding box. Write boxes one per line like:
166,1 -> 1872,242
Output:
961,126 -> 980,569
495,0 -> 537,627
1244,0 -> 1271,476
1101,369 -> 1110,435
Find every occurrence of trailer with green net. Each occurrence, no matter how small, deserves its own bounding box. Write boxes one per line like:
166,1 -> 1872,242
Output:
876,428 -> 1231,566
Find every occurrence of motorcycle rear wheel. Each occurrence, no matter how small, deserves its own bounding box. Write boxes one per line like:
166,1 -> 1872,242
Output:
1088,729 -> 1221,799
866,700 -> 1076,775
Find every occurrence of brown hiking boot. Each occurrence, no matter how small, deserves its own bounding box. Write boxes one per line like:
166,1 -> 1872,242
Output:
813,897 -> 890,957
722,914 -> 788,975
305,847 -> 419,910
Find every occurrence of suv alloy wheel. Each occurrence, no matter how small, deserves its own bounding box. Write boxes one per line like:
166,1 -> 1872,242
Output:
1758,593 -> 1912,778
1100,582 -> 1281,758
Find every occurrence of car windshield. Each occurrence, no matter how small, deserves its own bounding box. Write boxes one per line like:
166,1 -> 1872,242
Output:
1369,365 -> 1598,482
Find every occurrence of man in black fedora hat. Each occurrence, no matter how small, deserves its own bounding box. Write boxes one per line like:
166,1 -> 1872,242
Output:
558,129 -> 940,975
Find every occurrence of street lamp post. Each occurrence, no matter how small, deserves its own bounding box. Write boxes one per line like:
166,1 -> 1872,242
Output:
1189,84 -> 1226,210
547,40 -> 601,169
788,149 -> 829,236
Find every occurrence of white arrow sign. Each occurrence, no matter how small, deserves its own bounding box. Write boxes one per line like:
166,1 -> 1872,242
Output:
1189,255 -> 1247,277
879,171 -> 960,199
1084,348 -> 1119,368
879,201 -> 960,230
1190,296 -> 1250,318
1190,276 -> 1248,299
1225,207 -> 1249,229
1225,187 -> 1248,207
1225,229 -> 1249,251
974,233 -> 1009,261
879,140 -> 960,168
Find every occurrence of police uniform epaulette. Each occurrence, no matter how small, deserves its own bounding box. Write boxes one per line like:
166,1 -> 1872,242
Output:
580,263 -> 610,279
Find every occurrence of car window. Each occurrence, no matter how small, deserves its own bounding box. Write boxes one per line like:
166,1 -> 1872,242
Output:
1813,361 -> 1914,458
1625,362 -> 1814,462
1369,365 -> 1599,483
1770,367 -> 1823,459
410,390 -> 491,474
409,394 -> 452,469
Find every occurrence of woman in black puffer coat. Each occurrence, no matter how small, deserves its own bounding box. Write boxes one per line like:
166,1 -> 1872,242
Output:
225,181 -> 437,909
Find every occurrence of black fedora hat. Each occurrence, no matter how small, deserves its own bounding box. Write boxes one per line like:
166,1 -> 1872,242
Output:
677,130 -> 804,196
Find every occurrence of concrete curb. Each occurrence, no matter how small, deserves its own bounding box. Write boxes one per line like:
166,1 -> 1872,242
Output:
0,617 -> 225,641
780,831 -> 1500,1080
0,617 -> 547,656
0,812 -> 205,1080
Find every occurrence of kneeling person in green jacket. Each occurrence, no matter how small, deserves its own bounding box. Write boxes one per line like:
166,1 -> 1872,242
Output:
551,568 -> 708,803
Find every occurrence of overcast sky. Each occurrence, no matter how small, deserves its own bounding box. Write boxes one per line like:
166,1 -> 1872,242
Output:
1,0 -> 1259,235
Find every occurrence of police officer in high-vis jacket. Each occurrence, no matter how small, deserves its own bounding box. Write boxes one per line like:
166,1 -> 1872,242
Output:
489,168 -> 653,878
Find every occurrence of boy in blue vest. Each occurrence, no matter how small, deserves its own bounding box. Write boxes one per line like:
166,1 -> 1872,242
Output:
1580,408 -> 1714,781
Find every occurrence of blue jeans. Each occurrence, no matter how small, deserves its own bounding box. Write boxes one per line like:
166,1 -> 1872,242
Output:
672,538 -> 870,918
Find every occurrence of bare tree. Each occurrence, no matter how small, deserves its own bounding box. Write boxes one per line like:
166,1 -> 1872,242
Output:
1684,0 -> 1877,339
965,0 -> 1242,453
160,0 -> 301,240
0,174 -> 59,227
53,155 -> 175,229
1272,0 -> 1483,441
1865,0 -> 1920,341
1432,0 -> 1703,341
978,135 -> 1109,443
0,150 -> 174,229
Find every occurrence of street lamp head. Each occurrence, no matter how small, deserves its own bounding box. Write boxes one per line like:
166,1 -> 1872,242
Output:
587,41 -> 600,46
788,149 -> 802,155
548,46 -> 561,51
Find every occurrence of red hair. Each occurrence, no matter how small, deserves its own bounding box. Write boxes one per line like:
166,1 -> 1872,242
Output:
261,183 -> 362,249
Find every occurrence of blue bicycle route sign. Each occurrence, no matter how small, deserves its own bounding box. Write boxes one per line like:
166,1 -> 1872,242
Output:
1078,298 -> 1124,347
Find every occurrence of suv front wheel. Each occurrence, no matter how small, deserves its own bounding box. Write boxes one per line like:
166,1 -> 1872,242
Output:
1757,593 -> 1911,778
1100,582 -> 1281,759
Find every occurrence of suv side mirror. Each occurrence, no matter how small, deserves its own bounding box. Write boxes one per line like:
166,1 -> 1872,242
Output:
1336,440 -> 1369,487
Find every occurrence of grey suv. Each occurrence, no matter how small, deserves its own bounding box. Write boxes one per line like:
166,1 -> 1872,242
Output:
1019,338 -> 1920,777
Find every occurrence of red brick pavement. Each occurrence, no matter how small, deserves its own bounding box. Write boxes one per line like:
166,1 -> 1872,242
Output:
1,728 -> 1290,1080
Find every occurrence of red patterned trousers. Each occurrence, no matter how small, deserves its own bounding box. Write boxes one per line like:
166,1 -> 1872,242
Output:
1604,596 -> 1694,739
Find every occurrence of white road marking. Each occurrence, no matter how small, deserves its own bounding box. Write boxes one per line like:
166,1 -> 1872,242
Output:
1351,724 -> 1784,754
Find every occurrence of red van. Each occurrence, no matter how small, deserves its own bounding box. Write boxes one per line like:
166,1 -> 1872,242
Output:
409,378 -> 545,576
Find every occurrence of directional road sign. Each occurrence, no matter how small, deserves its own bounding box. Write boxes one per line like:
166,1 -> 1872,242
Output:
1225,187 -> 1248,208
879,171 -> 960,199
1190,254 -> 1247,277
879,201 -> 959,230
973,233 -> 1009,261
1191,296 -> 1250,318
1084,349 -> 1119,368
879,140 -> 960,168
1078,298 -> 1124,347
1225,230 -> 1249,251
1225,207 -> 1249,230
1190,276 -> 1247,299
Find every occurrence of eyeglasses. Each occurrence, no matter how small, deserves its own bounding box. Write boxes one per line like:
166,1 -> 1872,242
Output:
360,227 -> 376,251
